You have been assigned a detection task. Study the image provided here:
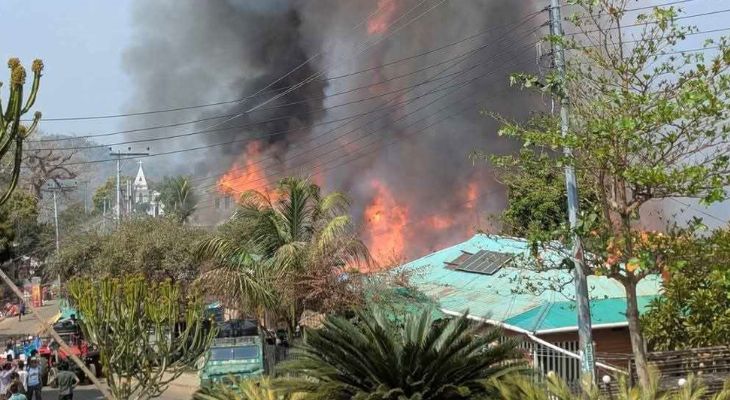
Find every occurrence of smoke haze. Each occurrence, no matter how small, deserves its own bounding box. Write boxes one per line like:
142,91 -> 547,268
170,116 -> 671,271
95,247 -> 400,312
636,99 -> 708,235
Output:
123,0 -> 543,261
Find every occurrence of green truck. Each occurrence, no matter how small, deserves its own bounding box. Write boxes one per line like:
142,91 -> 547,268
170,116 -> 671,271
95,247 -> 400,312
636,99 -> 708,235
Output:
199,325 -> 265,387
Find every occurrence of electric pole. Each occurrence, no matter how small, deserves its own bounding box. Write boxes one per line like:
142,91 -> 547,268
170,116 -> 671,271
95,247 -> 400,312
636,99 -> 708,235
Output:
81,180 -> 89,214
42,183 -> 76,287
109,147 -> 149,226
549,0 -> 596,380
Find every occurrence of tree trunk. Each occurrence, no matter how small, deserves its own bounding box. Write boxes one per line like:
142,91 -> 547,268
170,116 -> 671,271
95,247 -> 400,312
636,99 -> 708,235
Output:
624,279 -> 650,388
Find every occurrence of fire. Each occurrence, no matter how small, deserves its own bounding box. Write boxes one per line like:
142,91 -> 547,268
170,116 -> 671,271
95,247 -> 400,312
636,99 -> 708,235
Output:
428,215 -> 454,230
465,181 -> 478,208
363,180 -> 408,265
368,0 -> 399,35
217,141 -> 273,198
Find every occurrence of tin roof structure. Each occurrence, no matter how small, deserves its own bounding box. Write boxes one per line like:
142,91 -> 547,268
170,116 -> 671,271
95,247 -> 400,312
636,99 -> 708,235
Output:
400,233 -> 661,334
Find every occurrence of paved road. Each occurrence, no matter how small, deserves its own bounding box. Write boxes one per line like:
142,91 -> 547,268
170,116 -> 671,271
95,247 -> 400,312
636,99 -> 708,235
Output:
0,301 -> 60,340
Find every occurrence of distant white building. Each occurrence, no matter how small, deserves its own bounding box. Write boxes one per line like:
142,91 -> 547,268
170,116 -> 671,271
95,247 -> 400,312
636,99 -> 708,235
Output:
133,161 -> 164,217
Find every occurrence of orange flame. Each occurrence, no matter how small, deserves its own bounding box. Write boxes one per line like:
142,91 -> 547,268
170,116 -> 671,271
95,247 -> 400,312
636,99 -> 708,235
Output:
363,180 -> 408,265
368,0 -> 398,35
217,141 -> 273,198
465,181 -> 479,208
428,215 -> 454,230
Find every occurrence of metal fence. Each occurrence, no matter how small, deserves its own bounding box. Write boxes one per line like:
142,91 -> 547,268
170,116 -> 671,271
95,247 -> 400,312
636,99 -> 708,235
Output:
519,339 -> 583,387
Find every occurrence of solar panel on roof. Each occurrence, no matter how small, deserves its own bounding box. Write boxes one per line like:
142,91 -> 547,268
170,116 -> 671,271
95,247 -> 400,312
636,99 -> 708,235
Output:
455,250 -> 512,275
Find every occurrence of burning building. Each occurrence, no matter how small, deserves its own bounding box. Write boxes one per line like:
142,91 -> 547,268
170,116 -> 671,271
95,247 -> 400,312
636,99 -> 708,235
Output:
123,0 -> 544,264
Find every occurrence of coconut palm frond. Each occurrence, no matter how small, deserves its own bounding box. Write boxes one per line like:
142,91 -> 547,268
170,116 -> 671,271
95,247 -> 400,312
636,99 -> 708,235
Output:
195,236 -> 246,262
316,215 -> 351,252
199,176 -> 371,327
273,241 -> 307,271
318,191 -> 350,216
237,189 -> 272,212
195,257 -> 276,310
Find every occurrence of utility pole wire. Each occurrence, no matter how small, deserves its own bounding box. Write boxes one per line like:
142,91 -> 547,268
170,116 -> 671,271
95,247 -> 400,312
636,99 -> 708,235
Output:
27,6 -> 549,127
41,184 -> 77,287
110,149 -> 149,226
550,0 -> 596,380
62,14 -> 545,174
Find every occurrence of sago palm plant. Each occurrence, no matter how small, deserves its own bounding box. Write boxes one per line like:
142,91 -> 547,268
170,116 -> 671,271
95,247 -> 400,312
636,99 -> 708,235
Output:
193,377 -> 290,400
275,307 -> 523,400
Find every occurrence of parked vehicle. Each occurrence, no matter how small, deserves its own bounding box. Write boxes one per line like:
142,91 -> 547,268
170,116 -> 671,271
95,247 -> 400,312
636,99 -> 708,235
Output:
199,319 -> 264,388
38,329 -> 102,385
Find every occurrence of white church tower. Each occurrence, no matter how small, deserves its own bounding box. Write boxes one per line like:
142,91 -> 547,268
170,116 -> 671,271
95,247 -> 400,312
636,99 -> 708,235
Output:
132,161 -> 164,217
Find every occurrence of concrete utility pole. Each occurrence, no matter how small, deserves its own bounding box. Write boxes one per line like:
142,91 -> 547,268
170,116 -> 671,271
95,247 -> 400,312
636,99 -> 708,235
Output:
81,180 -> 89,214
52,191 -> 60,253
42,184 -> 77,254
42,184 -> 76,287
549,0 -> 596,380
109,148 -> 149,226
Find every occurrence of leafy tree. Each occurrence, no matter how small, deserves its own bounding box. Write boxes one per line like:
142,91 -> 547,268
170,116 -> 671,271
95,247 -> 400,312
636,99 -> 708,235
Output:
92,176 -> 129,214
156,176 -> 198,223
275,307 -> 521,400
67,275 -> 215,400
642,228 -> 730,351
481,1 -> 730,386
0,58 -> 43,206
0,190 -> 40,265
196,177 -> 370,329
493,137 -> 602,239
52,217 -> 206,284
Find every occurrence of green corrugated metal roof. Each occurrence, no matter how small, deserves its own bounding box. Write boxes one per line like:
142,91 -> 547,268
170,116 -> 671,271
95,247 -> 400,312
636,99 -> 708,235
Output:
400,234 -> 662,333
504,295 -> 657,332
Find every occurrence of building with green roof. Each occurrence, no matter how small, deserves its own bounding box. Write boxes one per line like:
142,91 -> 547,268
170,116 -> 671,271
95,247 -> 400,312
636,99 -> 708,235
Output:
399,233 -> 662,380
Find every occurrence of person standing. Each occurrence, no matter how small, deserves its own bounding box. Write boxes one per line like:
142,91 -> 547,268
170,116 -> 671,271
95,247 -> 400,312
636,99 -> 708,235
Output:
7,382 -> 26,400
25,359 -> 42,400
16,361 -> 27,394
49,363 -> 78,400
0,363 -> 14,398
18,303 -> 25,322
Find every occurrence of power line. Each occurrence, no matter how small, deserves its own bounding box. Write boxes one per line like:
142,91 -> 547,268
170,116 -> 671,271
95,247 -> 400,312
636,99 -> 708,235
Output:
569,7 -> 730,35
196,49 -> 536,196
193,88 -> 494,212
195,0 -> 450,141
669,198 -> 727,224
62,17 -> 546,168
30,16 -> 723,150
27,2 -> 552,126
28,26 -> 538,152
178,24 -> 547,189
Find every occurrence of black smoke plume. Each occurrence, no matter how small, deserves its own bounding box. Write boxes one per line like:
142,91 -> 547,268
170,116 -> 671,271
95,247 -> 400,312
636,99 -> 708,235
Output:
124,0 -> 542,260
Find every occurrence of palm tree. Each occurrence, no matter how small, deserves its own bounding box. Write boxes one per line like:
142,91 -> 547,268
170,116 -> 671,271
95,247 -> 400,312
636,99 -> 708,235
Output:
158,176 -> 198,223
196,177 -> 370,327
275,307 -> 523,400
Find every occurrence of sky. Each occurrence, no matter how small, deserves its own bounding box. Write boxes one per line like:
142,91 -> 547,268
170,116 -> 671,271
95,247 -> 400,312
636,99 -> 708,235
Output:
1,0 -> 729,226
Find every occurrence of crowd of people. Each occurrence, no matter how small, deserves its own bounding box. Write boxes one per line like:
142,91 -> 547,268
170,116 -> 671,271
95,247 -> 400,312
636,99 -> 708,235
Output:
0,349 -> 78,400
0,355 -> 43,400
